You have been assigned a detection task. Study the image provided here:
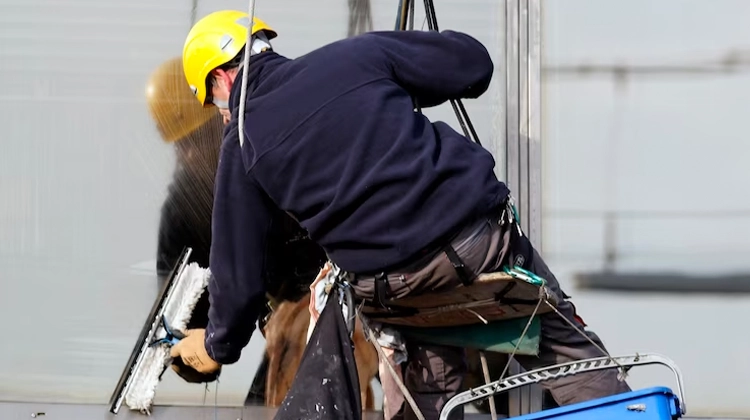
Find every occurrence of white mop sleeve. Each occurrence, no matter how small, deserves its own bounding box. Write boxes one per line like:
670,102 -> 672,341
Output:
124,263 -> 211,413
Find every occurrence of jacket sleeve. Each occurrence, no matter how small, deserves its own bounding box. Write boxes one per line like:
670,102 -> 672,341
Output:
366,30 -> 494,108
204,138 -> 272,365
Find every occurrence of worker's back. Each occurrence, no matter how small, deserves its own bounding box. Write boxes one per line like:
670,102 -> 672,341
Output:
229,30 -> 510,274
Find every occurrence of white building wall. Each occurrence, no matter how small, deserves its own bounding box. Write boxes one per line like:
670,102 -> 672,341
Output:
1,0 -> 748,416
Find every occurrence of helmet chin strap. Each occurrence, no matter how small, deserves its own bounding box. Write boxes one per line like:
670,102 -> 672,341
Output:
214,98 -> 230,109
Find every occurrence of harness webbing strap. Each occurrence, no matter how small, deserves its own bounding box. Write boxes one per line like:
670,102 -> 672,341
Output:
444,244 -> 473,286
374,272 -> 390,309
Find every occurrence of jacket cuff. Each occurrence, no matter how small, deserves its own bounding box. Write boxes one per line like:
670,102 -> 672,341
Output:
203,328 -> 244,365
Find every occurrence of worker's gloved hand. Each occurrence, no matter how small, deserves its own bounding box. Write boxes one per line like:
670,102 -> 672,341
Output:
169,328 -> 221,375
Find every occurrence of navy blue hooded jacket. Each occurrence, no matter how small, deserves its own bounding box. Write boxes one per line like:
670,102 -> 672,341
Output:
205,30 -> 510,364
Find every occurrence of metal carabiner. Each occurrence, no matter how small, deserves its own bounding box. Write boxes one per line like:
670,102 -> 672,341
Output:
503,265 -> 547,287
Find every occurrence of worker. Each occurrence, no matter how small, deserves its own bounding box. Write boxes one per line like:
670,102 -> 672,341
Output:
170,10 -> 632,420
145,55 -> 377,402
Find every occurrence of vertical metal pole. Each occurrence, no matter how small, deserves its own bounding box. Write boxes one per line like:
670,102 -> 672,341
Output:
506,1 -> 526,412
504,0 -> 520,203
527,0 -> 543,248
504,0 -> 545,415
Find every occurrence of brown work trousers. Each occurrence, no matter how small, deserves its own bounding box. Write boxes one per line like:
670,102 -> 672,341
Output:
350,210 -> 631,420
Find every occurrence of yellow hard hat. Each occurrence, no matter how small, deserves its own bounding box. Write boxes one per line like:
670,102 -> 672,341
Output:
182,10 -> 277,107
145,56 -> 219,142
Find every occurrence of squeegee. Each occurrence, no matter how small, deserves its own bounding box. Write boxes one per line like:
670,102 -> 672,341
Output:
108,247 -> 211,415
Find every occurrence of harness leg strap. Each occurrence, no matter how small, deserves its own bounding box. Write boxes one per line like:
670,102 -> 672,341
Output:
444,244 -> 473,286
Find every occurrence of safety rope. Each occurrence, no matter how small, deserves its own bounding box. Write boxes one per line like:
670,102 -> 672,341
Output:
347,0 -> 373,37
237,0 -> 257,149
494,295 -> 544,382
189,0 -> 198,27
214,379 -> 219,420
544,301 -> 628,377
478,352 -> 497,420
500,202 -> 630,376
396,0 -> 481,145
359,312 -> 427,420
200,377 -> 220,420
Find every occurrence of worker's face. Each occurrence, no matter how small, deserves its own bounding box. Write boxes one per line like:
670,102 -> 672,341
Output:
209,69 -> 235,124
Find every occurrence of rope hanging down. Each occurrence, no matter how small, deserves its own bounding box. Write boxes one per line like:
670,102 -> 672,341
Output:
237,0 -> 257,149
395,0 -> 481,146
348,0 -> 374,37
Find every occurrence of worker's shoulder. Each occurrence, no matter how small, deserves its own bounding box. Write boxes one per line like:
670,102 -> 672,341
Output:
279,34 -> 391,78
300,31 -> 395,60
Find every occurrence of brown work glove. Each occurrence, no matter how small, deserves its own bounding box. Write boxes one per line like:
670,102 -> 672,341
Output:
169,328 -> 221,375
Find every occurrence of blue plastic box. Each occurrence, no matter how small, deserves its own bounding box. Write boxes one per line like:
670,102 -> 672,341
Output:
511,387 -> 682,420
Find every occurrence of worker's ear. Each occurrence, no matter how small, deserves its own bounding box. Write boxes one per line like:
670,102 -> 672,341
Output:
211,69 -> 234,93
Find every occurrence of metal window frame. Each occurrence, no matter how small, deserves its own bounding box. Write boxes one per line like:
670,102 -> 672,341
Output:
485,0 -> 545,415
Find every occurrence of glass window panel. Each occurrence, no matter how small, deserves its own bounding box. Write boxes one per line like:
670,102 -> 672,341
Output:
542,0 -> 750,416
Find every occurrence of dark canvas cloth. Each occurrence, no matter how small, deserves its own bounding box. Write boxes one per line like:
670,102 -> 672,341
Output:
273,294 -> 362,420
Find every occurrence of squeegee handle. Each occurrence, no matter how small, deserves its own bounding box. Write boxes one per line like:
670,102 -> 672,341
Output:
166,336 -> 182,346
163,317 -> 186,345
